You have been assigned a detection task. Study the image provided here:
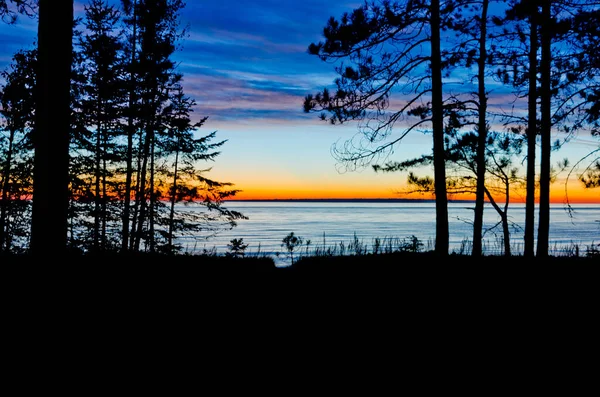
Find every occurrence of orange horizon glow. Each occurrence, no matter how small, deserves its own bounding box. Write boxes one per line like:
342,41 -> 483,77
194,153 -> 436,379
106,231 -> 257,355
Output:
226,185 -> 599,204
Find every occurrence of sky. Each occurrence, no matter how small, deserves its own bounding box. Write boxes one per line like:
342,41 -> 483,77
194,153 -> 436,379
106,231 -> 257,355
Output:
0,0 -> 598,203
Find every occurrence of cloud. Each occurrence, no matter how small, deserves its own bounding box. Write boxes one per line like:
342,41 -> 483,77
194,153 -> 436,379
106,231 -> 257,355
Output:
178,69 -> 315,126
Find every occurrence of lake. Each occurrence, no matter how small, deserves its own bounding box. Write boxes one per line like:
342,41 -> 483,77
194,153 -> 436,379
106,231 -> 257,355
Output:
179,200 -> 600,266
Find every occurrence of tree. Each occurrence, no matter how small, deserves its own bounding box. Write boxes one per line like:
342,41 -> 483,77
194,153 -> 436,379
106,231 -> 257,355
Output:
390,126 -> 528,256
282,232 -> 303,265
78,0 -> 126,253
564,5 -> 600,206
494,1 -> 599,256
524,2 -> 539,258
456,131 -> 528,257
471,0 -> 490,257
374,1 -> 502,256
120,0 -> 139,253
0,49 -> 36,253
157,82 -> 246,254
117,0 -> 245,254
0,0 -> 35,24
0,0 -> 243,255
304,0 -> 450,255
430,0 -> 449,256
30,0 -> 73,257
226,238 -> 248,258
536,0 -> 552,257
127,0 -> 186,253
493,0 -> 541,257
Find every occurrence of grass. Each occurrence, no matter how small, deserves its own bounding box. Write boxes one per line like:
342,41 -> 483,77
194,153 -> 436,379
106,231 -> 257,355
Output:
1,234 -> 597,277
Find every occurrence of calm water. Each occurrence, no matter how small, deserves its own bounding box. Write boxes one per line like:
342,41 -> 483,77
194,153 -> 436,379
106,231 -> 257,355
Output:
181,201 -> 600,265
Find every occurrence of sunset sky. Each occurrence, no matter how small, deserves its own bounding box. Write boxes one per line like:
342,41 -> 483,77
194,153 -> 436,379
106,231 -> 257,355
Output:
0,0 -> 598,203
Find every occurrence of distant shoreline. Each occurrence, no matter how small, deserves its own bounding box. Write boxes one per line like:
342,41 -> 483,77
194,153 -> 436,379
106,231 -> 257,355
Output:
225,198 -> 473,203
224,199 -> 600,205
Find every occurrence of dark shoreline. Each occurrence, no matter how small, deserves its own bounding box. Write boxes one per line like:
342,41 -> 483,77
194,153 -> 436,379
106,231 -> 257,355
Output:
225,198 -> 467,203
2,252 -> 597,305
3,250 -> 597,270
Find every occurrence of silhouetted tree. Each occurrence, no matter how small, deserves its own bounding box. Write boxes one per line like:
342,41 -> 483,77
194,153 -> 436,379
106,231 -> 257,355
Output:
0,0 -> 35,24
31,0 -> 73,257
144,77 -> 246,254
524,2 -> 539,258
0,0 -> 243,255
0,49 -> 36,253
449,130 -> 529,256
384,127 -> 527,256
564,5 -> 600,206
492,1 -> 599,256
536,1 -> 552,257
120,0 -> 138,253
115,0 -> 244,254
434,0 -> 494,256
374,1 -> 503,256
577,155 -> 600,188
471,0 -> 490,257
522,1 -> 591,257
430,0 -> 448,255
128,0 -> 186,253
304,0 -> 450,255
77,0 -> 126,252
494,0 -> 541,257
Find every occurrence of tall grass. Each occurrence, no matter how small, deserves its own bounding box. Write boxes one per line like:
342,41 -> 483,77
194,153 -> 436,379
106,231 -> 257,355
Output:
187,232 -> 599,262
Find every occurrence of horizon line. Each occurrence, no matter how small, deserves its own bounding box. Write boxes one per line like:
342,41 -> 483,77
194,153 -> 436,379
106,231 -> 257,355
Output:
224,197 -> 600,204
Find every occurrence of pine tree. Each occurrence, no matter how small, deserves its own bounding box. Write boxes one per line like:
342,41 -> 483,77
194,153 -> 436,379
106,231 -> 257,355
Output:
0,0 -> 35,24
0,49 -> 36,253
156,81 -> 245,254
304,0 -> 451,255
127,0 -> 186,252
78,0 -> 126,252
30,0 -> 73,257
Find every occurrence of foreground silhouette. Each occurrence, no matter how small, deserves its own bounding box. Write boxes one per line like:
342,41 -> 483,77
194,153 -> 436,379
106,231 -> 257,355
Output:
2,250 -> 596,272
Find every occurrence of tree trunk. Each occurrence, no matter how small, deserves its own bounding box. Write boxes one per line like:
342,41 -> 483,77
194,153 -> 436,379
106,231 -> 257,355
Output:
472,0 -> 489,257
485,188 -> 512,257
537,1 -> 551,257
431,0 -> 449,256
525,3 -> 538,258
501,211 -> 511,256
101,133 -> 107,251
31,0 -> 73,257
133,123 -> 151,252
149,129 -> 155,253
129,129 -> 144,251
168,148 -> 180,251
93,106 -> 101,252
0,127 -> 15,252
122,1 -> 137,253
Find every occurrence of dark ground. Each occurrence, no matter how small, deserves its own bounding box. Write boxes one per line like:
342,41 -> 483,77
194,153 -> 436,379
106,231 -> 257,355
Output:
2,251 -> 597,341
2,251 -> 595,388
2,250 -> 596,287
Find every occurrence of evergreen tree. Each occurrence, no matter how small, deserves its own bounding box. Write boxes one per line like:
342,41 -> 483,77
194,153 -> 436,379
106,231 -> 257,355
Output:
119,0 -> 139,253
0,0 -> 35,24
304,0 -> 451,255
564,6 -> 600,205
126,0 -> 186,252
373,1 -> 500,256
78,0 -> 126,252
487,1 -> 598,256
156,81 -> 246,254
0,48 -> 36,253
117,0 -> 244,254
30,0 -> 73,257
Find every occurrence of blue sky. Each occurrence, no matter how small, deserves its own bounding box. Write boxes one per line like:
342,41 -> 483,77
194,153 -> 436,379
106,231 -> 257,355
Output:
0,0 -> 597,202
